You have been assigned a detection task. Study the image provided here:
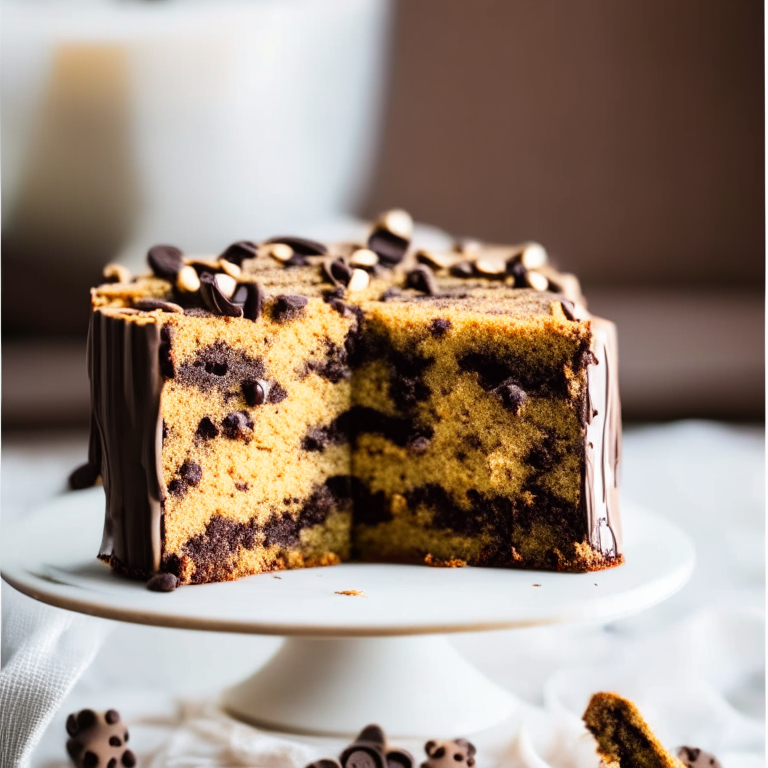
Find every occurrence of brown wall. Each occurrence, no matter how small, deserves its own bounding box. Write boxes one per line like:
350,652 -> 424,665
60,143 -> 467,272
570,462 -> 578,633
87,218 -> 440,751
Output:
366,0 -> 764,289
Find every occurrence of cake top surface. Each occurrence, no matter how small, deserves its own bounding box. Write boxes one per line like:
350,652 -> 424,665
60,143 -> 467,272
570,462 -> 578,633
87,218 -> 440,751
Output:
91,209 -> 591,326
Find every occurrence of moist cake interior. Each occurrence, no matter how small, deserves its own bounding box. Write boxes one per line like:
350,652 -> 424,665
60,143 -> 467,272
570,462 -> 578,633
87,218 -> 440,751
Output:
350,293 -> 597,570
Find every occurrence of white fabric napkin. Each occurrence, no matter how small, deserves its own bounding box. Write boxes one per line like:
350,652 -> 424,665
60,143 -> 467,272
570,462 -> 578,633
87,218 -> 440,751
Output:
1,432 -> 115,768
0,588 -> 113,768
144,702 -> 323,768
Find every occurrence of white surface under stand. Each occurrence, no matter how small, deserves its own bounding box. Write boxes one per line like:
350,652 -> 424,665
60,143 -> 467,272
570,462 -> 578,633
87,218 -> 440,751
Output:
1,488 -> 695,737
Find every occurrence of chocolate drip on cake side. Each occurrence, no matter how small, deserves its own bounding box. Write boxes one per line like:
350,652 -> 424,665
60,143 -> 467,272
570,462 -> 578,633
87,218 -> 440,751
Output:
582,318 -> 622,561
90,311 -> 164,577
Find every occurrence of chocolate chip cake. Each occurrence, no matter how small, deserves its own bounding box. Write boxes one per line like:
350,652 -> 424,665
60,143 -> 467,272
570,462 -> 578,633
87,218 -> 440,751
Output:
83,209 -> 622,585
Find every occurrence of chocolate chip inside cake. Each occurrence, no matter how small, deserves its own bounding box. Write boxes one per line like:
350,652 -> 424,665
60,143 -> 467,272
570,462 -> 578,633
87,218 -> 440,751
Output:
89,210 -> 622,585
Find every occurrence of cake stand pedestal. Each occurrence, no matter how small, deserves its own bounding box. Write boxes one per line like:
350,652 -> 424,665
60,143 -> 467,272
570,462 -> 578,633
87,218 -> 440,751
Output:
223,636 -> 517,735
2,488 -> 695,737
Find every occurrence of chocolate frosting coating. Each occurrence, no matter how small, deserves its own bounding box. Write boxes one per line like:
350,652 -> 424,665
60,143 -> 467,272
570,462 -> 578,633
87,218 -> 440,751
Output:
90,310 -> 164,576
582,318 -> 623,558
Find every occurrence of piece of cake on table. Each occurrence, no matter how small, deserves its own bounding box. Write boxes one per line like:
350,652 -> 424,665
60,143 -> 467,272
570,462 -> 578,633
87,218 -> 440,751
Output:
81,209 -> 622,585
583,692 -> 723,768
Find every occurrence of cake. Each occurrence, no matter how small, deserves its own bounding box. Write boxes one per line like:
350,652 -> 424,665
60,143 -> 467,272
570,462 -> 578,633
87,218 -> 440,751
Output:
583,692 -> 722,768
80,209 -> 622,585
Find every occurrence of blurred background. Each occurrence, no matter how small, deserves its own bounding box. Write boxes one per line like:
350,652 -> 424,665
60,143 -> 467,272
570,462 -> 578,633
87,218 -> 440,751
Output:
2,0 -> 764,429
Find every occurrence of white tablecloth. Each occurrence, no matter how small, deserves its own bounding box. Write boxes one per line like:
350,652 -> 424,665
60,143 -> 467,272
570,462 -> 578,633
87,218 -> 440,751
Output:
1,422 -> 764,768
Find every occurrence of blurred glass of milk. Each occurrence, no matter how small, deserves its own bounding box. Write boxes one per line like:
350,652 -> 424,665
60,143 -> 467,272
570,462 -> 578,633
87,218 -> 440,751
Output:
1,0 -> 392,273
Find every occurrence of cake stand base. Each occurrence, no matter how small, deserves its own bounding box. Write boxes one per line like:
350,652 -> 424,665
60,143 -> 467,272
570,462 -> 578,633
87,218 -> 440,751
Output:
222,635 -> 517,737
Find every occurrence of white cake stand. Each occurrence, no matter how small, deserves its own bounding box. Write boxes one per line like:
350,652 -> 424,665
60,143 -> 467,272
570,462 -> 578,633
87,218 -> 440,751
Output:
2,488 -> 694,737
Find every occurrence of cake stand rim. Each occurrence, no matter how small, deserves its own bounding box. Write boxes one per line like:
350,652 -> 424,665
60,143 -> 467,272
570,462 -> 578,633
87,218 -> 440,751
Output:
1,490 -> 695,638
